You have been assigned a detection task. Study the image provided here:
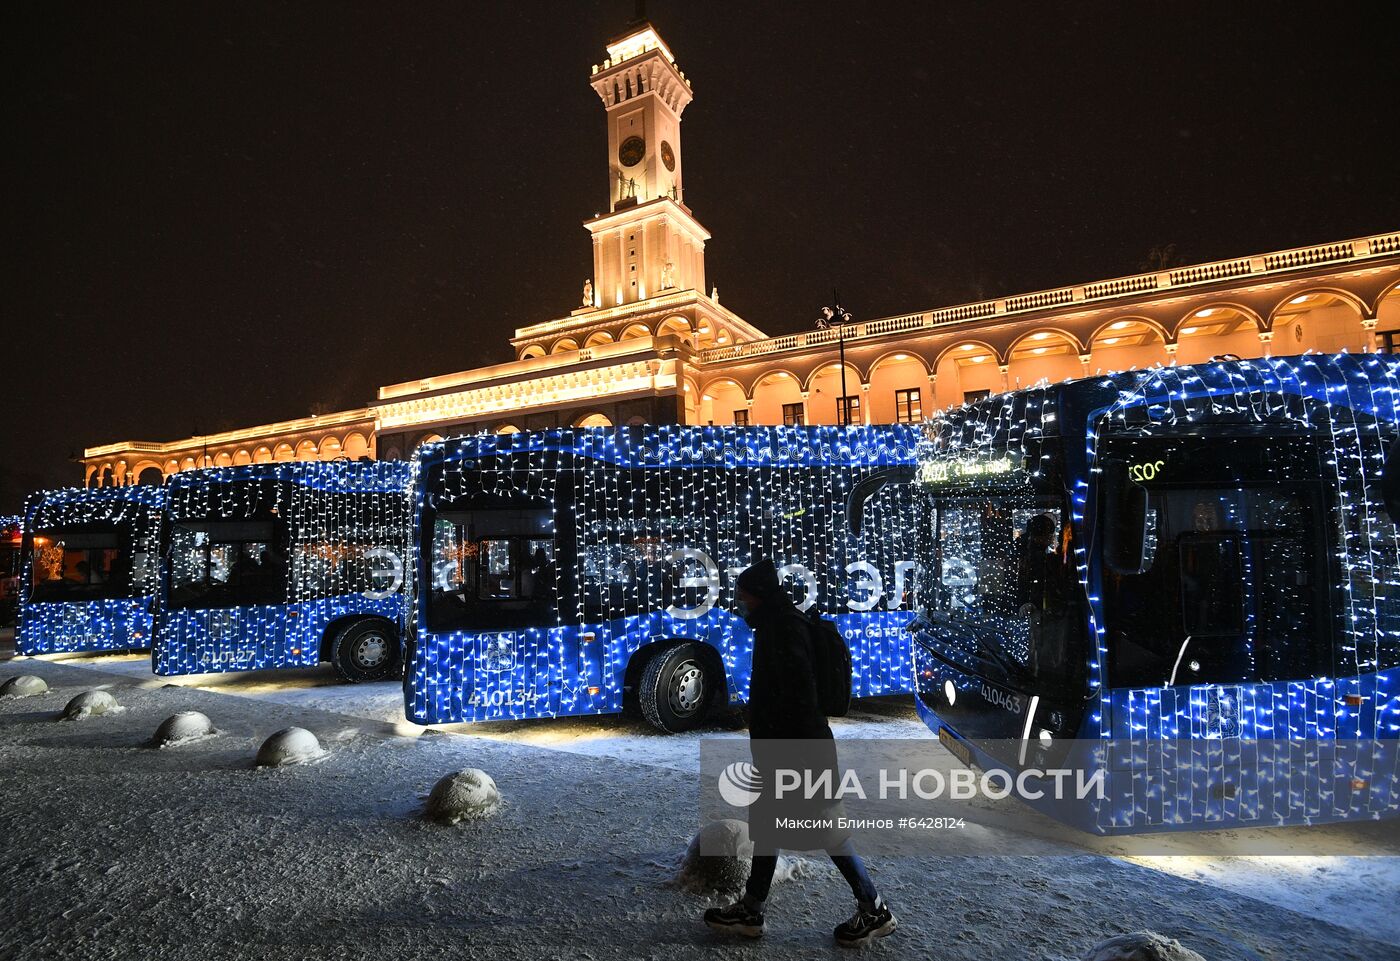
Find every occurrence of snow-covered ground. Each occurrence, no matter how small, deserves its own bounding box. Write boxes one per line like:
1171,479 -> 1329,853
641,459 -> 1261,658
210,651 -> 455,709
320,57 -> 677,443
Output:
2,646 -> 1398,960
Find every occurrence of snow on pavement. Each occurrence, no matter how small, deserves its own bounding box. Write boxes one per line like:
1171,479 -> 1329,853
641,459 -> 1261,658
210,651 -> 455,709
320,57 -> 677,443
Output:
4,651 -> 1399,959
65,650 -> 934,769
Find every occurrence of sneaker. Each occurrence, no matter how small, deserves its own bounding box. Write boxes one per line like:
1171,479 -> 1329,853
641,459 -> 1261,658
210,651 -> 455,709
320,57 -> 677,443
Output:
704,900 -> 765,939
834,901 -> 897,947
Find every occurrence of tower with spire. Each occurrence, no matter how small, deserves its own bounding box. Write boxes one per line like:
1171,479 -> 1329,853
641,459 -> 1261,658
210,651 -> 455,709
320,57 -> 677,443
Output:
583,17 -> 708,308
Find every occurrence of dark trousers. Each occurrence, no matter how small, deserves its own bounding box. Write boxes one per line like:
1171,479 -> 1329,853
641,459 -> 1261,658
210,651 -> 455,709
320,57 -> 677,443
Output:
744,838 -> 878,909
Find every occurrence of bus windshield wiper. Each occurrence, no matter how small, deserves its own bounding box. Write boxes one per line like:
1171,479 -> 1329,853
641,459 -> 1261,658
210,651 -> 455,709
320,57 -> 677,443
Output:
970,633 -> 1029,683
910,611 -> 1026,685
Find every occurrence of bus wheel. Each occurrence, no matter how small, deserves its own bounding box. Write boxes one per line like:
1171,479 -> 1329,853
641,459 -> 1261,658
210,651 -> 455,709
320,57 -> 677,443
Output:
639,643 -> 715,734
330,620 -> 402,683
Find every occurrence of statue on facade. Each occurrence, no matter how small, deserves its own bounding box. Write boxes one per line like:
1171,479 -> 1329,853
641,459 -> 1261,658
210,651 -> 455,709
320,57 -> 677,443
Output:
661,261 -> 675,290
711,285 -> 720,304
616,171 -> 637,201
582,279 -> 593,307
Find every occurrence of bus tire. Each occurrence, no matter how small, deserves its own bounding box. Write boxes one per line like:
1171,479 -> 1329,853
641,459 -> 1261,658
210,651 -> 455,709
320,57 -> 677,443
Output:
639,642 -> 715,734
330,619 -> 401,683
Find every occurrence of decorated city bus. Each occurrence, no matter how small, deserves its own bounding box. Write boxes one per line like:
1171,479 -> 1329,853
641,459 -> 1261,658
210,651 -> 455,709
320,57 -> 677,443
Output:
1,516 -> 25,625
16,486 -> 166,654
406,425 -> 921,732
909,354 -> 1400,833
153,461 -> 412,682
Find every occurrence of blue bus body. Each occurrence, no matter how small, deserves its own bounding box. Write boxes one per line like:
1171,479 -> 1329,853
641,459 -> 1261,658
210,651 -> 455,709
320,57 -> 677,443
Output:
16,486 -> 165,654
910,354 -> 1400,832
406,426 -> 921,730
153,462 -> 412,679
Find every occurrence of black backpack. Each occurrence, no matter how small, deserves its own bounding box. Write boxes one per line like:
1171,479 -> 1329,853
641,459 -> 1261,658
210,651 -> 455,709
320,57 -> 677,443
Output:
805,610 -> 852,717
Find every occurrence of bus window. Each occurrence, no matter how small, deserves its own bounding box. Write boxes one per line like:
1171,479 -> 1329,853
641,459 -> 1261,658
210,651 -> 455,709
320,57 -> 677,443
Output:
1104,486 -> 1328,687
479,539 -> 516,598
293,541 -> 405,601
1370,510 -> 1400,672
291,493 -> 410,601
168,521 -> 286,609
28,528 -> 130,602
0,536 -> 20,581
520,539 -> 556,602
576,511 -> 693,621
428,510 -> 553,630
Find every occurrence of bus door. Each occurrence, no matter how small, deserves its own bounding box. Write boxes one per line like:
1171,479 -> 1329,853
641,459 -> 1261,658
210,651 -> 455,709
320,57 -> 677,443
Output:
427,507 -> 556,716
912,487 -> 1089,759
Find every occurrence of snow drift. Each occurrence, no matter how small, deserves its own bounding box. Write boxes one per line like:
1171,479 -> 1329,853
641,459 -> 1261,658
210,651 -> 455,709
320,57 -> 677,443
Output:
59,690 -> 123,721
255,727 -> 325,767
150,711 -> 217,748
424,768 -> 501,824
1082,931 -> 1207,961
0,675 -> 48,698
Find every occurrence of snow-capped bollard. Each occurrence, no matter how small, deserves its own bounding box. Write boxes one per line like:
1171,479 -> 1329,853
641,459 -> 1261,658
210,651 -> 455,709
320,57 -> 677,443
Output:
0,675 -> 48,699
678,819 -> 753,893
59,690 -> 123,721
424,768 -> 501,824
255,727 -> 325,767
1082,931 -> 1208,961
676,820 -> 809,894
150,711 -> 216,748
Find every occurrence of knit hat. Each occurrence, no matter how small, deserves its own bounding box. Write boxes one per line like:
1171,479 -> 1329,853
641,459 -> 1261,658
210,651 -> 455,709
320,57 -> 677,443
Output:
736,558 -> 781,599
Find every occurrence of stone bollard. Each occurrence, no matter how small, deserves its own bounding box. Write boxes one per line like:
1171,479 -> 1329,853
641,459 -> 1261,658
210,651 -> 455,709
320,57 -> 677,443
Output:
424,769 -> 502,824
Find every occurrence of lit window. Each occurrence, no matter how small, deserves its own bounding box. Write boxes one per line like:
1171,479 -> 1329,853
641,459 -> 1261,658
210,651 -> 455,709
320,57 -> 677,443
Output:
895,388 -> 922,424
837,395 -> 861,426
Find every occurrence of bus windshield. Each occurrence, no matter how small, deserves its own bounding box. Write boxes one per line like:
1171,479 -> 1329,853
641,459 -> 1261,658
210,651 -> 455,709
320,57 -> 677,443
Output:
1096,432 -> 1336,689
916,489 -> 1085,690
28,525 -> 151,602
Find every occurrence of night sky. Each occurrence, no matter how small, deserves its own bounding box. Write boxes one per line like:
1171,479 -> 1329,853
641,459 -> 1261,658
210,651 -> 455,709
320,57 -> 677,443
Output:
6,0 -> 1396,512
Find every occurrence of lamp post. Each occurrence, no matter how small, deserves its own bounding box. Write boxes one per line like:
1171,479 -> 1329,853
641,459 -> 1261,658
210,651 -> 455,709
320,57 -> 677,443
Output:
818,294 -> 853,425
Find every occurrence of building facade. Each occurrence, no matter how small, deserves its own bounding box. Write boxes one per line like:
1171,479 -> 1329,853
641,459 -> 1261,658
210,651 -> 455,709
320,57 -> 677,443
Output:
83,21 -> 1400,487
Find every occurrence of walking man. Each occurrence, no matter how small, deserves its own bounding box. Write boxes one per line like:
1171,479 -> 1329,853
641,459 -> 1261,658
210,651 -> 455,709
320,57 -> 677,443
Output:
703,559 -> 897,947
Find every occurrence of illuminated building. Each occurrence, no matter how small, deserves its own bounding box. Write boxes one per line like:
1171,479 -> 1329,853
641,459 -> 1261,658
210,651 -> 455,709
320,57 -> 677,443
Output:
80,20 -> 1400,487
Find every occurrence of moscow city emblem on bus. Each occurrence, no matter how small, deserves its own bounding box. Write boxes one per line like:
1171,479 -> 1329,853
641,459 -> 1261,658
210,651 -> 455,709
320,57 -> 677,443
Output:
481,634 -> 517,673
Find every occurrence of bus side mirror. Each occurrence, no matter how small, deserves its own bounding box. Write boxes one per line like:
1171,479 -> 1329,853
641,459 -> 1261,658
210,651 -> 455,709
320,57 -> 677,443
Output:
1101,460 -> 1151,575
847,466 -> 916,535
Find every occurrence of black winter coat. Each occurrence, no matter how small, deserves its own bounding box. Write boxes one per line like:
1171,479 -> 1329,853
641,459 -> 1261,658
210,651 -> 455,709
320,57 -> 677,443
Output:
744,596 -> 846,852
745,597 -> 834,742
